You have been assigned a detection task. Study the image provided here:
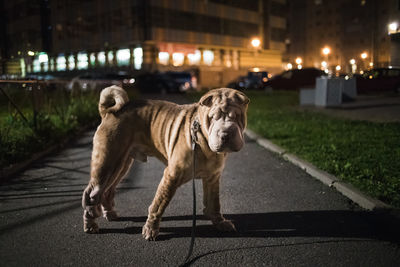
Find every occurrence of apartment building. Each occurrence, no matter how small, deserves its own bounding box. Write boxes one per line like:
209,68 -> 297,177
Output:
1,0 -> 288,88
287,0 -> 400,74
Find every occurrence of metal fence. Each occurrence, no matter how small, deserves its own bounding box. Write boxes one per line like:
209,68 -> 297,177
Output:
0,80 -> 72,131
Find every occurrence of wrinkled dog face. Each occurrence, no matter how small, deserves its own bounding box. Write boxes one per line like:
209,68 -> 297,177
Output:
200,88 -> 249,153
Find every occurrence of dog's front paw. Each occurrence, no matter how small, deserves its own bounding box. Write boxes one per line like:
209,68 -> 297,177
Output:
142,222 -> 159,241
84,222 -> 99,234
215,219 -> 236,232
103,210 -> 118,221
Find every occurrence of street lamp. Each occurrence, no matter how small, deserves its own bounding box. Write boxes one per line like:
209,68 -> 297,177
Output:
360,52 -> 368,70
322,47 -> 331,56
251,38 -> 261,49
361,52 -> 367,59
388,22 -> 398,34
295,57 -> 302,65
321,47 -> 331,72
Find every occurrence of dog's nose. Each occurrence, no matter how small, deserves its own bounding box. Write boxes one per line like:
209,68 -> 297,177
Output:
219,131 -> 229,142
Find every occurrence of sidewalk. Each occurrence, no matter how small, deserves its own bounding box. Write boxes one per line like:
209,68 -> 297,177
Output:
301,94 -> 400,122
0,94 -> 399,266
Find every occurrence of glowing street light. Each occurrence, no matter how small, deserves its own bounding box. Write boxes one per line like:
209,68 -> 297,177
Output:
321,61 -> 327,68
27,51 -> 35,56
322,47 -> 331,55
251,38 -> 261,48
335,65 -> 341,71
286,63 -> 293,70
388,22 -> 398,34
295,57 -> 302,65
369,62 -> 374,67
361,52 -> 368,59
349,59 -> 356,65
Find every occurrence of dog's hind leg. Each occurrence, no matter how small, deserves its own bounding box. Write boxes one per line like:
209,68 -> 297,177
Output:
102,157 -> 134,221
82,183 -> 104,233
82,129 -> 132,233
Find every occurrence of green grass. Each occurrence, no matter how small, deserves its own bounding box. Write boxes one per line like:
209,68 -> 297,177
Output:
0,90 -> 100,171
245,91 -> 400,208
0,85 -> 140,172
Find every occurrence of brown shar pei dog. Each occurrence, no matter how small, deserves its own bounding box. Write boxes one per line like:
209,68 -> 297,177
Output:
82,86 -> 249,240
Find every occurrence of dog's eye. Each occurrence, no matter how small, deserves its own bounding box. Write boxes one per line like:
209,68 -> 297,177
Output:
213,113 -> 221,120
228,111 -> 236,120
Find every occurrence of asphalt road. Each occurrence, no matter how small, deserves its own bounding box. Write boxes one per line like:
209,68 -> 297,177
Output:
0,94 -> 399,267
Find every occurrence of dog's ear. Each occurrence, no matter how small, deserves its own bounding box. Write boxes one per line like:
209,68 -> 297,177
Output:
199,94 -> 214,107
234,92 -> 250,106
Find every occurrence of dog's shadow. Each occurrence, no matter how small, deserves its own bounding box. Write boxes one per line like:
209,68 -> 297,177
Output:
99,210 -> 400,243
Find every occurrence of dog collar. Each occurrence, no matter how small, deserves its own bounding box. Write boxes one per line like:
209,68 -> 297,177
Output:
190,118 -> 201,151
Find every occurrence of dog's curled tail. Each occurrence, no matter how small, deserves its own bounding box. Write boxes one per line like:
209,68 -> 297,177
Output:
99,85 -> 129,118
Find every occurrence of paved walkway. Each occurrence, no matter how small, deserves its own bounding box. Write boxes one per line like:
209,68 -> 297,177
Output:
302,94 -> 400,122
0,94 -> 399,266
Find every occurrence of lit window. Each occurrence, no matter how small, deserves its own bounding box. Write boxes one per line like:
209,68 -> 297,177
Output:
68,55 -> 75,70
172,53 -> 184,66
134,47 -> 143,70
89,53 -> 96,66
38,53 -> 48,72
77,52 -> 88,70
117,49 -> 130,66
188,50 -> 201,65
56,55 -> 66,71
203,50 -> 214,66
158,52 -> 169,65
98,52 -> 106,66
33,58 -> 41,73
107,51 -> 114,65
38,53 -> 48,63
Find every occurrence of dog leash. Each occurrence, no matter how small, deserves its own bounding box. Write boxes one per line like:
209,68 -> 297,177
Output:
181,118 -> 201,266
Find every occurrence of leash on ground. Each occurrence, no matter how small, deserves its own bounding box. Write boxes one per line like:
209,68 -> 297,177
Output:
180,119 -> 201,266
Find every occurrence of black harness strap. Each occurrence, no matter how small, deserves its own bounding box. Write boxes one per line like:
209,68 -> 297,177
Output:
181,119 -> 200,266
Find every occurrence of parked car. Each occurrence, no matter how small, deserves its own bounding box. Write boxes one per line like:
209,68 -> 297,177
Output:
227,71 -> 269,90
165,71 -> 198,92
133,72 -> 182,94
356,68 -> 400,94
263,68 -> 326,90
66,72 -> 135,92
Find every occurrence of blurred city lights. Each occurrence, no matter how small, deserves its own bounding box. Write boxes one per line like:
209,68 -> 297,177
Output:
322,47 -> 331,55
251,38 -> 261,48
38,53 -> 48,63
295,57 -> 302,64
116,48 -> 130,66
361,52 -> 368,59
297,64 -> 302,69
187,50 -> 201,65
172,52 -> 184,66
158,52 -> 169,65
286,63 -> 293,70
27,51 -> 35,56
321,61 -> 327,68
203,50 -> 214,66
133,47 -> 143,70
350,59 -> 356,65
388,22 -> 398,34
335,65 -> 341,71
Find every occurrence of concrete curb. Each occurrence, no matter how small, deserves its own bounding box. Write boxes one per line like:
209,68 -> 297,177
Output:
244,128 -> 394,212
